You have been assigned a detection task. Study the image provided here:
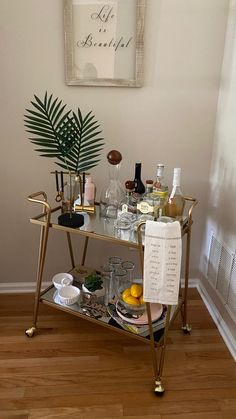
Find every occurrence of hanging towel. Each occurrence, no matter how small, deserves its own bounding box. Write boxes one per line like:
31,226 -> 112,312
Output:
143,220 -> 182,305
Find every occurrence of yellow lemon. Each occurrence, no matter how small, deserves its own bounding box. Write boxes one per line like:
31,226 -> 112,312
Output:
123,295 -> 140,306
130,284 -> 143,298
139,294 -> 145,304
122,288 -> 131,300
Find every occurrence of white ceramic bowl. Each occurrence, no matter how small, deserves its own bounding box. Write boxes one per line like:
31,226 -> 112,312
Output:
52,273 -> 73,290
58,285 -> 80,306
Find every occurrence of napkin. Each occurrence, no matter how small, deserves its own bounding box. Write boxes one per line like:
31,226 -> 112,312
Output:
143,220 -> 182,305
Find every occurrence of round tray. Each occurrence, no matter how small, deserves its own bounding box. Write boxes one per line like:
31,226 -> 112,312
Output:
116,301 -> 163,325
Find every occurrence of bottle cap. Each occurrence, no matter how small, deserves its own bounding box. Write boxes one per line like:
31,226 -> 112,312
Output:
156,164 -> 164,176
146,179 -> 153,185
125,180 -> 135,191
173,168 -> 181,186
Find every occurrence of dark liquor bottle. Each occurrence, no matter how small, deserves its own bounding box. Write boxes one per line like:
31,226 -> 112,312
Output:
133,162 -> 145,196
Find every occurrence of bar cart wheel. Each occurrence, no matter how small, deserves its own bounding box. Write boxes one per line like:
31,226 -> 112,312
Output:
25,326 -> 36,337
154,379 -> 165,395
182,324 -> 192,334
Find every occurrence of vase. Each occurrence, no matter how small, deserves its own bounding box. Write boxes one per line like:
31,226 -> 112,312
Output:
58,172 -> 84,228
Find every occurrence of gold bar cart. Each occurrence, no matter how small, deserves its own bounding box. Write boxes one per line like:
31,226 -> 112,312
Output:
26,192 -> 197,394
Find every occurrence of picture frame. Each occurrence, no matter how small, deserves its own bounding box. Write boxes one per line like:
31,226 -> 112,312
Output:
64,0 -> 145,87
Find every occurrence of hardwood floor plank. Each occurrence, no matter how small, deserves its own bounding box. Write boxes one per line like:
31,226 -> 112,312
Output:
0,290 -> 235,418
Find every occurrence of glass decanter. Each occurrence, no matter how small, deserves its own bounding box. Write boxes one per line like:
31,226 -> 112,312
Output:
100,150 -> 125,218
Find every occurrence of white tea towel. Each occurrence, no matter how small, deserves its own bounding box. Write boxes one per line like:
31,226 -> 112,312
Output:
143,220 -> 182,305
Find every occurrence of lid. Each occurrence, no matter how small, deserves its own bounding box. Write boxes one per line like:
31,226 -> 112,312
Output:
173,168 -> 181,186
146,179 -> 153,185
125,180 -> 135,191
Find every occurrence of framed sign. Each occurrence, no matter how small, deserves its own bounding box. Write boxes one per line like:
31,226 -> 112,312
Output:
64,0 -> 145,87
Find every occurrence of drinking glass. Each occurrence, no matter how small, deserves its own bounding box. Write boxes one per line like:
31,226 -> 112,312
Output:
101,262 -> 114,305
121,261 -> 135,281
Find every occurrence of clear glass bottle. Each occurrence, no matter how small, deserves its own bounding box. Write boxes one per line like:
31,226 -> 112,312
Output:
115,180 -> 137,229
118,180 -> 137,215
153,164 -> 168,191
100,151 -> 125,218
137,179 -> 155,219
165,167 -> 185,219
152,164 -> 169,218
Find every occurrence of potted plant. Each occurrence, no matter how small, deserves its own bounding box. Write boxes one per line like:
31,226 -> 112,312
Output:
24,92 -> 104,226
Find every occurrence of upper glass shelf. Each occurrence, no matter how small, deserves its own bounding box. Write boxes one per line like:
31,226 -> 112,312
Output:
30,205 -> 142,247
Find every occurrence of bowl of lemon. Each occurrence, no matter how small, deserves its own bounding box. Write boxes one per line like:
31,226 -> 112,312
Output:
118,282 -> 146,314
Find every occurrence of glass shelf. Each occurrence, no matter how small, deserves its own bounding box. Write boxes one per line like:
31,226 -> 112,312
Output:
40,281 -> 167,344
30,204 -> 189,249
31,205 -> 142,248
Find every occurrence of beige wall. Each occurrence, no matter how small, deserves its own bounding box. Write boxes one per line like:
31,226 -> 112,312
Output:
201,0 -> 236,254
200,0 -> 236,343
0,0 -> 229,286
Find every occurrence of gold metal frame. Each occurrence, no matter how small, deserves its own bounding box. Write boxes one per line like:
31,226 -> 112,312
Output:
25,192 -> 197,394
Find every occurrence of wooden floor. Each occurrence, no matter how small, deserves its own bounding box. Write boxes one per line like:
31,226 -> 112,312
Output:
0,289 -> 236,419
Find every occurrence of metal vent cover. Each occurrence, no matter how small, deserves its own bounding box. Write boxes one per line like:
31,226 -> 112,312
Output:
227,257 -> 236,321
216,245 -> 234,303
207,234 -> 222,288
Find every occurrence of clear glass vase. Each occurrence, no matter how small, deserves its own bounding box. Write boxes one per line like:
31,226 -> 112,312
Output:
59,172 -> 84,228
62,173 -> 82,213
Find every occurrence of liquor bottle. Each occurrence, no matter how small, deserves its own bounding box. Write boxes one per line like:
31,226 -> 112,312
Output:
118,180 -> 136,215
133,162 -> 145,196
153,164 -> 168,193
165,168 -> 185,219
137,180 -> 155,218
152,164 -> 168,218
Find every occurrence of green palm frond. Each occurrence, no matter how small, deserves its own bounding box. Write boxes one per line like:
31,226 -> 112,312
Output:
24,92 -> 104,173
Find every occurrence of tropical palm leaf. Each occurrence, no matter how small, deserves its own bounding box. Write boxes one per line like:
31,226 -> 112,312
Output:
24,92 -> 104,173
24,92 -> 72,162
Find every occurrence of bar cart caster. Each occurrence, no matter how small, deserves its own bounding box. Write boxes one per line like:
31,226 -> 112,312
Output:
154,379 -> 165,395
25,326 -> 36,338
182,324 -> 192,334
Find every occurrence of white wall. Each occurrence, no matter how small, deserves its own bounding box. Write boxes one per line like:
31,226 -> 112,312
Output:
0,0 -> 229,286
200,0 -> 236,349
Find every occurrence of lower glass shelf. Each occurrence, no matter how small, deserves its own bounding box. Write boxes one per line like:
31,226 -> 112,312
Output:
40,282 -> 172,344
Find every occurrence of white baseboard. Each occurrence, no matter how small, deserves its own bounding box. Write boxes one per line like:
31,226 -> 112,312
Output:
0,282 -> 51,293
196,281 -> 236,362
0,278 -> 200,293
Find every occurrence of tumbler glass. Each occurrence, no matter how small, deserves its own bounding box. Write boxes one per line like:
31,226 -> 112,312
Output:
121,261 -> 135,281
101,262 -> 114,305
